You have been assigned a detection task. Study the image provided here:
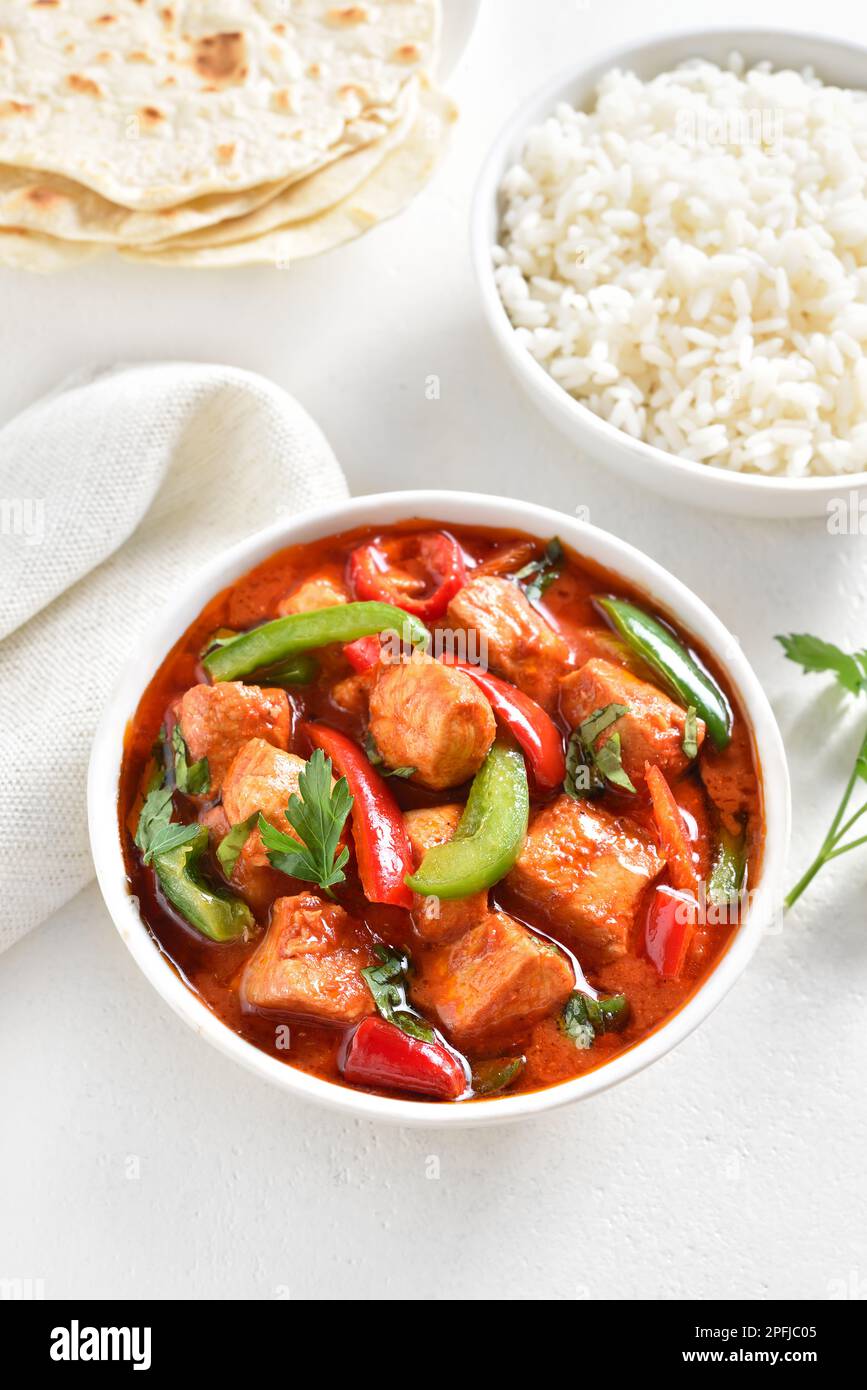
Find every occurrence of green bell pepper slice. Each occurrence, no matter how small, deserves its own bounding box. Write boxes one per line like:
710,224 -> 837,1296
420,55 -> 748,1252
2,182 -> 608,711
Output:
260,653 -> 319,687
595,596 -> 733,750
708,829 -> 746,906
153,827 -> 254,943
203,601 -> 429,683
405,742 -> 529,900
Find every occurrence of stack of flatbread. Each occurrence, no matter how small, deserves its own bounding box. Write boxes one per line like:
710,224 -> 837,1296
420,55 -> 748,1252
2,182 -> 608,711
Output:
0,0 -> 454,271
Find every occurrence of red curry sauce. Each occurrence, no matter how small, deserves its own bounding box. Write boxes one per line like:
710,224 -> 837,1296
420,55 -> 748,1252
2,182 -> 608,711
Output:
118,521 -> 763,1102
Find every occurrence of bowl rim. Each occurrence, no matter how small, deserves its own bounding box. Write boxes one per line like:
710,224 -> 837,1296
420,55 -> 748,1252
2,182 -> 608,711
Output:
470,24 -> 867,501
87,489 -> 790,1128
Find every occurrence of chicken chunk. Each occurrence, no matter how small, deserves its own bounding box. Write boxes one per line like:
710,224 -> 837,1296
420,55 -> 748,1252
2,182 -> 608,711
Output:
699,718 -> 754,837
507,796 -> 663,964
412,911 -> 574,1047
241,894 -> 375,1024
222,738 -> 307,832
368,651 -> 495,790
447,575 -> 571,712
177,682 -> 291,794
404,804 -> 489,943
568,626 -> 650,677
559,658 -> 705,789
199,801 -> 287,915
221,739 -> 316,903
330,666 -> 376,722
276,572 -> 348,616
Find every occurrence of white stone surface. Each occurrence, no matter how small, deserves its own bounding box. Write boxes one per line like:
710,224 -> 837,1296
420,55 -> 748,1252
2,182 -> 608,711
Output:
1,0 -> 865,1301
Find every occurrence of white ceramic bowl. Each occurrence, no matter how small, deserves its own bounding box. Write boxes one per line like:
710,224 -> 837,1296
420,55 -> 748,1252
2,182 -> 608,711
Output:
472,28 -> 867,519
88,491 -> 790,1127
440,0 -> 481,79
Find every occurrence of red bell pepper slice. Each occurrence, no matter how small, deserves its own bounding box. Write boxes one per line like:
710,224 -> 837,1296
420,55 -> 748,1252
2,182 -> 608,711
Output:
342,1016 -> 467,1100
348,530 -> 467,621
645,763 -> 700,895
301,722 -> 415,909
453,664 -> 565,792
343,634 -> 381,672
645,884 -> 697,980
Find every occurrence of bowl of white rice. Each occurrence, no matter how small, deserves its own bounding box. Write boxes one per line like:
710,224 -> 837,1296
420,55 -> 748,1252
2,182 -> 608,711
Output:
472,28 -> 867,517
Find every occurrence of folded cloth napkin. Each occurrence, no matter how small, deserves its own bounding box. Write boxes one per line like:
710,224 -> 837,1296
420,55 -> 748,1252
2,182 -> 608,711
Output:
0,362 -> 348,954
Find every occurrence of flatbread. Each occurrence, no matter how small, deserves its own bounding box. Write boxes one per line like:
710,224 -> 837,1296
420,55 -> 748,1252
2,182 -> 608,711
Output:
120,84 -> 457,268
0,105 -> 401,244
0,0 -> 439,210
0,226 -> 100,272
142,79 -> 419,252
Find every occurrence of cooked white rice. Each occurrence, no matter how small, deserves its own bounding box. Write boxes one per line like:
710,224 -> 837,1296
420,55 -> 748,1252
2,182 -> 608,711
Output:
494,55 -> 867,477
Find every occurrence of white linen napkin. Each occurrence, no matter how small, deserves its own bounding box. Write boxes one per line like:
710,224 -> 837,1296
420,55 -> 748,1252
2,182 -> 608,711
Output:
0,362 -> 348,954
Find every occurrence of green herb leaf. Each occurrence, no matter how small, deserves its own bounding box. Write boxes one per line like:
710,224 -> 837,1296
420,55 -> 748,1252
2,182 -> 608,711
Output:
564,704 -> 635,798
682,705 -> 699,760
362,944 -> 436,1042
560,991 -> 629,1049
514,536 -> 563,601
172,725 -> 210,797
364,731 -> 383,766
777,633 -> 867,696
579,702 -> 628,747
258,748 -> 353,896
216,813 -> 258,879
471,1056 -> 525,1095
593,732 -> 636,794
560,993 -> 596,1049
135,785 -> 201,866
564,727 -> 604,800
363,731 -> 415,778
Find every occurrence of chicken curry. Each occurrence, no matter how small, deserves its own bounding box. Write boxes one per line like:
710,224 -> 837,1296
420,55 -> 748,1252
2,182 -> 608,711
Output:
120,521 -> 762,1103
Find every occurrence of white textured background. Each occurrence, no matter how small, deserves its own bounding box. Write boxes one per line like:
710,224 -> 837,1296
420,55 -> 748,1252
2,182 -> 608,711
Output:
1,0 -> 866,1301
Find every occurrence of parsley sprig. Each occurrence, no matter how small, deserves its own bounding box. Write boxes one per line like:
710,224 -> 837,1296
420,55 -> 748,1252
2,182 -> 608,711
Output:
134,785 -> 201,865
258,748 -> 353,897
779,632 -> 867,908
172,725 -> 210,796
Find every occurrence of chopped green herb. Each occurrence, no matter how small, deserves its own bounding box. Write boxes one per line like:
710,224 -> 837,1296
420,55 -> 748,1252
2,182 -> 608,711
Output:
361,944 -> 436,1042
514,537 -> 563,601
560,991 -> 629,1049
579,702 -> 628,746
363,731 -> 415,779
564,728 -> 603,800
560,992 -> 596,1049
172,725 -> 210,797
682,705 -> 699,760
216,813 -> 258,879
564,703 -> 635,798
593,732 -> 636,794
258,748 -> 352,897
471,1056 -> 525,1095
